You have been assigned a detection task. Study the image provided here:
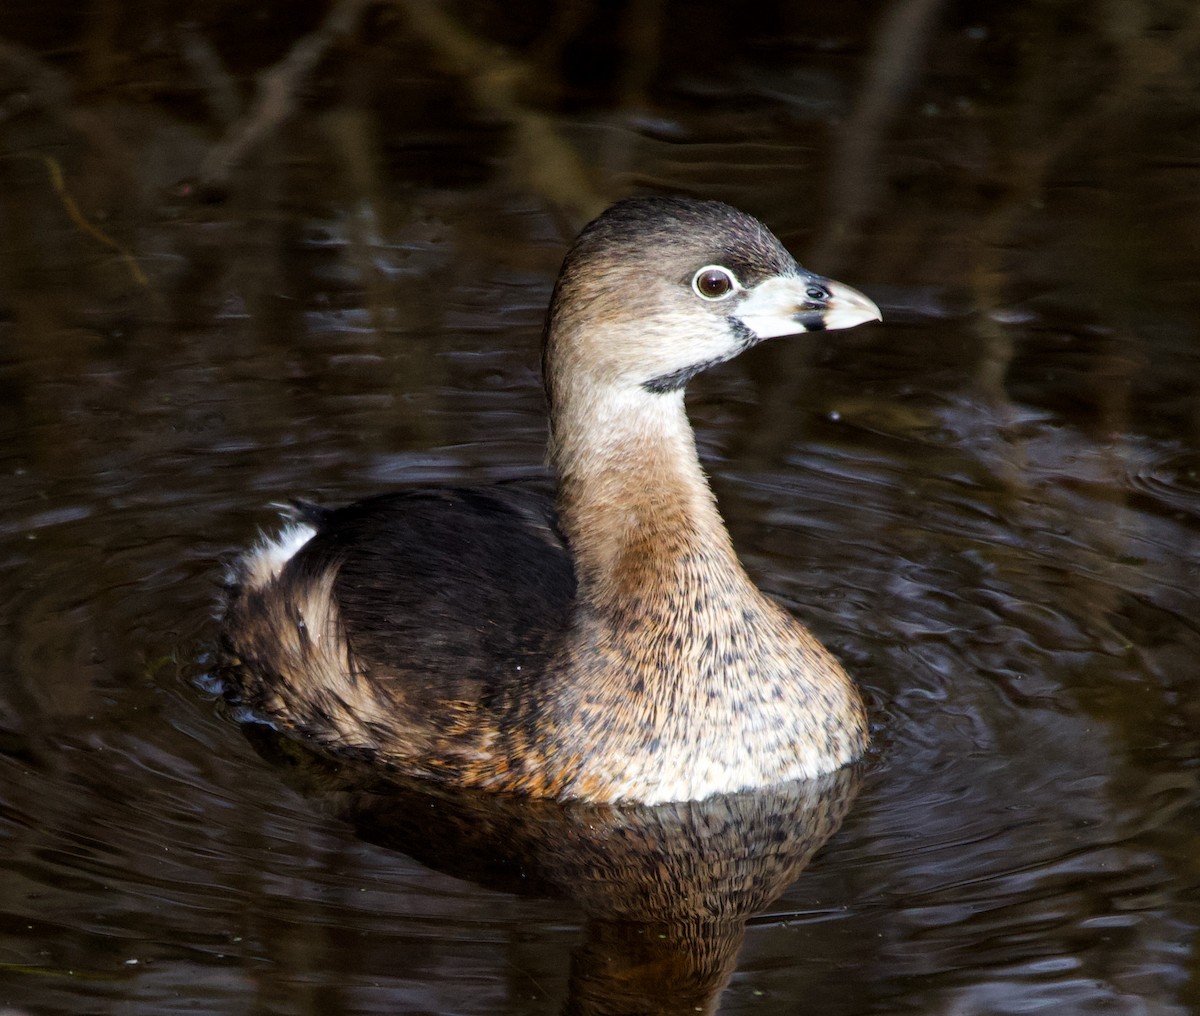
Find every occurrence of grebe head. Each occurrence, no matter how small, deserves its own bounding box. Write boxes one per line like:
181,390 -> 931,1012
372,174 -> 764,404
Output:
542,196 -> 881,403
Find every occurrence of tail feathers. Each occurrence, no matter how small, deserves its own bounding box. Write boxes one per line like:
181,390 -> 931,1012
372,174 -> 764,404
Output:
229,521 -> 319,595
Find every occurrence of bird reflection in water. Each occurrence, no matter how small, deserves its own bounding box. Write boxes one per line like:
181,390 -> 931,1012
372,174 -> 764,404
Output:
244,728 -> 861,1015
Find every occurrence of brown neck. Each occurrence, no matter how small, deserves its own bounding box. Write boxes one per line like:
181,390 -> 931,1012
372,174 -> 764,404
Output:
549,379 -> 745,606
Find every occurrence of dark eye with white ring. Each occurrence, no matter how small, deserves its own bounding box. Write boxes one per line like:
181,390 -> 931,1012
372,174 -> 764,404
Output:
691,265 -> 737,301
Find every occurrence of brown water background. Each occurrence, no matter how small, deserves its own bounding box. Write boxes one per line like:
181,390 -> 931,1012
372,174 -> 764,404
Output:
1,1 -> 1199,1013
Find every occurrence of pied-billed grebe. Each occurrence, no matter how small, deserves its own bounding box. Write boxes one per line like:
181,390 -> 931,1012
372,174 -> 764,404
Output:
222,196 -> 881,804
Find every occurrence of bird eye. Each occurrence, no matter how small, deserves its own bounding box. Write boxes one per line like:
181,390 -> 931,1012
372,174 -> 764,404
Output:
806,285 -> 829,301
692,265 -> 737,301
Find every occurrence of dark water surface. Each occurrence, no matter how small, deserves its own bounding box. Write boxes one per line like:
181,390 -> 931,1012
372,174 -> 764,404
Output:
2,1 -> 1199,1013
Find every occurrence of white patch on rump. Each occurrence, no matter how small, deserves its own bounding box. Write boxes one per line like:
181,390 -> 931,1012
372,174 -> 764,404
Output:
235,522 -> 317,592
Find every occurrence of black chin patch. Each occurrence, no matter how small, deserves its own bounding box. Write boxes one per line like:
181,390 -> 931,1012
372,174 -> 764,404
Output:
641,317 -> 760,394
642,359 -> 721,394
